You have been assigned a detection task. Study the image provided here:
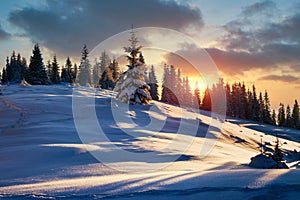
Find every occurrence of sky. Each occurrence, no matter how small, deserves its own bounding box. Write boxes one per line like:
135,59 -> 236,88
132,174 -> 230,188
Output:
0,0 -> 299,110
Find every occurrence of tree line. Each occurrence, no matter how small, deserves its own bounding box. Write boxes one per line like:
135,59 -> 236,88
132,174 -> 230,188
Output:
0,44 -> 299,130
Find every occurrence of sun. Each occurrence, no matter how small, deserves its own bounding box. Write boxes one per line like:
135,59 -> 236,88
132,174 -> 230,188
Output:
196,81 -> 207,91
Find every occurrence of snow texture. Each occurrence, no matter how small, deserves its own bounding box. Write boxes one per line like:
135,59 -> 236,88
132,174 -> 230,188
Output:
0,84 -> 300,199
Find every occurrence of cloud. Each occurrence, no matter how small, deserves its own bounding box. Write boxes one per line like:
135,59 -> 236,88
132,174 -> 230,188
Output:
241,1 -> 276,17
258,74 -> 300,82
0,24 -> 11,41
8,0 -> 203,57
211,1 -> 300,75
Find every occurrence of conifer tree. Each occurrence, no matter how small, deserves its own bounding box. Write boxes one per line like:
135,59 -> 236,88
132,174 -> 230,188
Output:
92,58 -> 101,86
252,85 -> 260,121
194,82 -> 201,109
225,82 -> 232,116
46,60 -> 51,80
286,105 -> 292,127
27,44 -> 48,85
201,87 -> 211,111
292,100 -> 300,129
114,28 -> 151,104
50,55 -> 60,84
77,44 -> 91,86
111,59 -> 121,81
20,57 -> 27,80
258,92 -> 265,122
99,51 -> 111,73
161,64 -> 171,103
169,65 -> 178,105
263,91 -> 272,124
65,57 -> 73,84
175,69 -> 184,105
271,109 -> 277,126
147,65 -> 159,101
73,64 -> 78,81
1,67 -> 7,83
278,103 -> 286,127
183,76 -> 193,107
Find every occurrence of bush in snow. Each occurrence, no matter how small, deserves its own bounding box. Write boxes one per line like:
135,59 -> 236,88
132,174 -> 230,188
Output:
249,136 -> 289,169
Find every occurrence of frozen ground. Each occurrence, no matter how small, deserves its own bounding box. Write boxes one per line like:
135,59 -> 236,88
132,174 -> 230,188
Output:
0,84 -> 300,199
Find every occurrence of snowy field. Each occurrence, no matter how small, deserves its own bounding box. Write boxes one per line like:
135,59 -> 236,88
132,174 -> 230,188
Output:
1,84 -> 300,199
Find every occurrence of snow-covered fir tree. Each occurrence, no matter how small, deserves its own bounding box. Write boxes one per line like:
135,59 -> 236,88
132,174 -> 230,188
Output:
77,44 -> 91,86
92,58 -> 101,86
114,29 -> 151,104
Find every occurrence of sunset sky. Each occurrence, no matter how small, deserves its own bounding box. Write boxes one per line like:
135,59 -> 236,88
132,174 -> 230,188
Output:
0,0 -> 299,110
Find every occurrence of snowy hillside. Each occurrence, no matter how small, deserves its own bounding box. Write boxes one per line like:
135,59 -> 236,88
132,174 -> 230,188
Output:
1,84 -> 300,199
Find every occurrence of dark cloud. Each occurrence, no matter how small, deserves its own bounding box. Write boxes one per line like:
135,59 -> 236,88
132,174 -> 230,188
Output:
8,0 -> 203,57
212,1 -> 300,75
258,75 -> 299,82
241,1 -> 276,17
0,24 -> 11,41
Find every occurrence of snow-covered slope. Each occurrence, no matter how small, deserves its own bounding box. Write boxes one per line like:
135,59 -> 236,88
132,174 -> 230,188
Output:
1,84 -> 300,199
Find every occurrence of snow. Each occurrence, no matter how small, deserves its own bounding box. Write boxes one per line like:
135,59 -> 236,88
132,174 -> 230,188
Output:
0,84 -> 300,199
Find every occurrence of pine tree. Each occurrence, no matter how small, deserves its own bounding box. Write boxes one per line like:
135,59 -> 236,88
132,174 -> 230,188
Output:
111,59 -> 121,81
183,76 -> 193,107
175,68 -> 184,105
271,109 -> 277,126
286,105 -> 292,128
252,85 -> 260,121
201,87 -> 211,111
92,58 -> 101,86
73,64 -> 78,82
77,44 -> 91,86
27,44 -> 48,85
258,92 -> 265,122
99,51 -> 111,73
239,82 -> 247,119
292,100 -> 300,129
147,65 -> 159,101
169,65 -> 178,105
65,57 -> 73,84
277,103 -> 286,127
161,64 -> 171,103
50,55 -> 60,84
99,65 -> 114,89
123,29 -> 142,70
225,82 -> 232,116
1,67 -> 7,83
194,82 -> 201,109
263,91 -> 272,124
20,57 -> 27,81
114,29 -> 151,104
46,60 -> 51,80
272,136 -> 284,168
